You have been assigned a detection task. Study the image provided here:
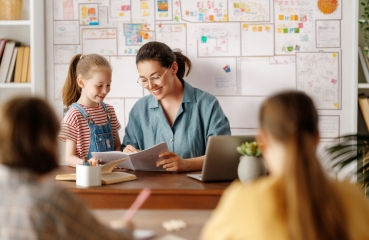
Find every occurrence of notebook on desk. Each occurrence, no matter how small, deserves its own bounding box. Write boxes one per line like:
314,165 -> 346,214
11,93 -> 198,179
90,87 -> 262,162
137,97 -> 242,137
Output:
187,135 -> 255,182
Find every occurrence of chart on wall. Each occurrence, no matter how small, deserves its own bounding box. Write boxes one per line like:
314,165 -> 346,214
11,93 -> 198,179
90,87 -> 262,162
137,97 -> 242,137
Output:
49,0 -> 346,139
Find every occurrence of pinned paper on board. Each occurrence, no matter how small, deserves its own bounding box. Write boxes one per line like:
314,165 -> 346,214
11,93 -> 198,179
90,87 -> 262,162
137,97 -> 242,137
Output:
296,52 -> 341,110
316,20 -> 341,48
79,4 -> 99,26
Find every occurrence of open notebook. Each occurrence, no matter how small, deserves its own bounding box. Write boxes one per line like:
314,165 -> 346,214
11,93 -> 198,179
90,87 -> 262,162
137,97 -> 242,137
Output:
55,158 -> 137,185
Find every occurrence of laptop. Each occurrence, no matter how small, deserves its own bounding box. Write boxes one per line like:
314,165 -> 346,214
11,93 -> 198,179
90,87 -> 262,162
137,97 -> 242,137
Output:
187,135 -> 256,182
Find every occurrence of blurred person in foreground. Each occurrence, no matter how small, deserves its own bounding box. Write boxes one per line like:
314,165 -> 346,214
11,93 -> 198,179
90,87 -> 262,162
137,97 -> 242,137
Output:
0,96 -> 133,240
201,91 -> 369,240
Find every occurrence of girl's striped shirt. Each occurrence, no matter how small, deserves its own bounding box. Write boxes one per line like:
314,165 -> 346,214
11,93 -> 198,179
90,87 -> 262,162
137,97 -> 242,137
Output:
59,103 -> 121,159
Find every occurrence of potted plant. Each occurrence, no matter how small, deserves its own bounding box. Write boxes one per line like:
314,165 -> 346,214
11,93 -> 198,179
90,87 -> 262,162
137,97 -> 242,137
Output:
325,134 -> 369,198
359,0 -> 369,57
236,141 -> 266,184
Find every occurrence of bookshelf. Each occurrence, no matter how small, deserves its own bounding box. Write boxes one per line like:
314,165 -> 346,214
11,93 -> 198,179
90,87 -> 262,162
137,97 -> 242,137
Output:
0,0 -> 45,103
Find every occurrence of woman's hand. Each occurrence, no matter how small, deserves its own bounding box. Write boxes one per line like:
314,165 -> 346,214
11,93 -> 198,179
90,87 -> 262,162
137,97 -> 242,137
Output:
123,144 -> 140,153
156,151 -> 188,172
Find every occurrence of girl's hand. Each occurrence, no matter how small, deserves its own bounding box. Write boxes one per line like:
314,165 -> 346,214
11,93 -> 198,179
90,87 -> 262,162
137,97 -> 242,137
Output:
156,151 -> 188,172
88,158 -> 101,166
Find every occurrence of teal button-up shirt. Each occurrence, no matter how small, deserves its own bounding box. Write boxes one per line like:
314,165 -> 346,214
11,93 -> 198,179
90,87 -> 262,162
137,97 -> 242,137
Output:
122,80 -> 231,159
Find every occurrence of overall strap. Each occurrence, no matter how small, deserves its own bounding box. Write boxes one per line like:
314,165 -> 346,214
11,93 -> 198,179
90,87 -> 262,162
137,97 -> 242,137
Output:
71,103 -> 90,119
100,102 -> 111,119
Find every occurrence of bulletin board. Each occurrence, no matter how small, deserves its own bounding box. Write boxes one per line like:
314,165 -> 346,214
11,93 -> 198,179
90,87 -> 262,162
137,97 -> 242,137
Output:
45,0 -> 357,161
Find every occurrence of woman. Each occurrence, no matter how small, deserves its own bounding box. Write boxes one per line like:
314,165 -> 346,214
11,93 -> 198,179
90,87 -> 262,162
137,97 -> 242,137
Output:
122,41 -> 231,172
0,96 -> 132,240
201,91 -> 369,240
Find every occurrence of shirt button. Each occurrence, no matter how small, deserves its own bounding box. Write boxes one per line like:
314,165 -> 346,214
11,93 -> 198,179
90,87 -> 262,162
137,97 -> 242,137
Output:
170,138 -> 174,142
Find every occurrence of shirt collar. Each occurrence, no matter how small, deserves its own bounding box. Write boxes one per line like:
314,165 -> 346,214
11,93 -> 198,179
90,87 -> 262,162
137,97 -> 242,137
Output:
148,79 -> 196,109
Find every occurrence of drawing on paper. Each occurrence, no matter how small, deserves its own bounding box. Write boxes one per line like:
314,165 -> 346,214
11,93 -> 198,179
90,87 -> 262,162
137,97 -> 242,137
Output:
141,0 -> 150,16
296,52 -> 340,110
193,23 -> 241,57
110,0 -> 131,20
158,0 -> 169,17
79,4 -> 99,25
317,0 -> 338,15
274,0 -> 315,55
316,20 -> 340,48
181,0 -> 228,22
54,21 -> 79,45
228,0 -> 270,22
124,24 -> 144,45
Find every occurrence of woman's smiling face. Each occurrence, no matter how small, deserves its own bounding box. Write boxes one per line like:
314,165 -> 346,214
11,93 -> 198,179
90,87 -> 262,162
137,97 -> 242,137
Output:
137,60 -> 174,100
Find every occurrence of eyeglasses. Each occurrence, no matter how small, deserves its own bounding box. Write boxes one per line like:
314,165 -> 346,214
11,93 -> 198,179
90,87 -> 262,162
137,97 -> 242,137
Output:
137,65 -> 171,88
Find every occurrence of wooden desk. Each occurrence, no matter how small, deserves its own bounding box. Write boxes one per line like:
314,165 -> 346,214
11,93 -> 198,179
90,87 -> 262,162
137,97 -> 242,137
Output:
92,209 -> 212,240
49,166 -> 231,209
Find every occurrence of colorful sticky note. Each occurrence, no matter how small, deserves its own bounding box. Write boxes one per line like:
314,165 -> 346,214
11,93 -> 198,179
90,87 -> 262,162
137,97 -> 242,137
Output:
278,28 -> 283,33
234,3 -> 239,8
287,46 -> 294,51
298,23 -> 303,28
284,28 -> 288,33
333,53 -> 337,58
209,15 -> 214,21
201,36 -> 207,43
258,26 -> 262,32
334,103 -> 339,108
252,26 -> 257,32
279,15 -> 284,20
331,79 -> 337,84
243,24 -> 249,31
294,28 -> 300,33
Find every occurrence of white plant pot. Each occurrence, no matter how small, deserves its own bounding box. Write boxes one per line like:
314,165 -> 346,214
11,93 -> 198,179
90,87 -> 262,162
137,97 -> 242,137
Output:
237,155 -> 266,184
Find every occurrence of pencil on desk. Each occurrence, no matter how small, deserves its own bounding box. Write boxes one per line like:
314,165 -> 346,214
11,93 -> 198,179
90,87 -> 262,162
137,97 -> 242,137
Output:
122,188 -> 151,222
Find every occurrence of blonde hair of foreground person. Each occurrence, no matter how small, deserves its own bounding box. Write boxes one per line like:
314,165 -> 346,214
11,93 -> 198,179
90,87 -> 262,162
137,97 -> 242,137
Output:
201,91 -> 369,240
0,96 -> 132,240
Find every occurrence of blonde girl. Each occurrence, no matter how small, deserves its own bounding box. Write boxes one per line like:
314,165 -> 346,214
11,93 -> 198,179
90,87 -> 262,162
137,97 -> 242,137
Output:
59,54 -> 121,167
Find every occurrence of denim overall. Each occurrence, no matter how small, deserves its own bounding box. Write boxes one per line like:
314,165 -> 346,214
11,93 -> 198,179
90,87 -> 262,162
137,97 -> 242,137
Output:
71,102 -> 114,159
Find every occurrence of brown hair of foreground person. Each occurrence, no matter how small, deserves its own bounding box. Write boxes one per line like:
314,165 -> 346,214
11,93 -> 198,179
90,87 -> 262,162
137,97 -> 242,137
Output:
258,91 -> 348,240
0,96 -> 59,174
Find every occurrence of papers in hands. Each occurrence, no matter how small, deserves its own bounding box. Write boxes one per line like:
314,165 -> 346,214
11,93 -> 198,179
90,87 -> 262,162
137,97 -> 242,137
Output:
91,142 -> 169,171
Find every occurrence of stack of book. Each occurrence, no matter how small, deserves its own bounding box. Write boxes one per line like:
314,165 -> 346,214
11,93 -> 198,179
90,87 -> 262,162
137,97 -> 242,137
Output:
0,39 -> 31,83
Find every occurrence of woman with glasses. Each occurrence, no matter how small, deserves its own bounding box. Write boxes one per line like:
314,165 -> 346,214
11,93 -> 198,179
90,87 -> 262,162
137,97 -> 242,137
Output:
121,41 -> 231,172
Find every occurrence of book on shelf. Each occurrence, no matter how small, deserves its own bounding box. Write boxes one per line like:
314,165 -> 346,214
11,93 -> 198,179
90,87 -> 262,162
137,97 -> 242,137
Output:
358,93 -> 369,131
91,142 -> 169,171
5,46 -> 19,83
55,158 -> 137,185
13,46 -> 24,83
0,39 -> 8,64
0,40 -> 20,83
21,46 -> 30,83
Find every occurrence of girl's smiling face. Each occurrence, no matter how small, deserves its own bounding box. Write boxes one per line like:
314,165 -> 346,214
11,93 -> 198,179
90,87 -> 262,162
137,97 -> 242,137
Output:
78,69 -> 112,107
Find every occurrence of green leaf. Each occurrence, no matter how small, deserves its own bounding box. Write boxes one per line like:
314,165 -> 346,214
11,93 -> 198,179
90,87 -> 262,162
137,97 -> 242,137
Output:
361,2 -> 366,6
